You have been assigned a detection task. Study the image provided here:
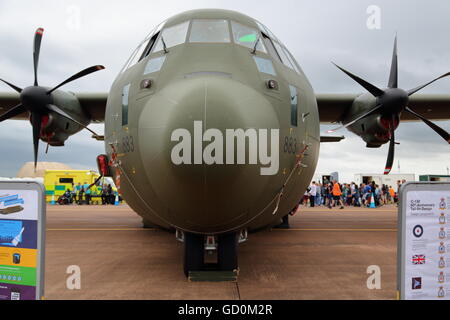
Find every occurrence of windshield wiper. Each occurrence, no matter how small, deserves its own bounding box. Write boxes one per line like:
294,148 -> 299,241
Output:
251,36 -> 261,55
161,36 -> 169,54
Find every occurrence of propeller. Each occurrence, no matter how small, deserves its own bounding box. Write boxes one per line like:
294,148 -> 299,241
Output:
0,28 -> 104,169
329,35 -> 450,174
384,115 -> 396,175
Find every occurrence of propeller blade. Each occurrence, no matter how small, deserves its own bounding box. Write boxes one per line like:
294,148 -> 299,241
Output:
46,104 -> 100,137
405,107 -> 450,143
332,62 -> 385,97
407,72 -> 450,96
87,175 -> 103,192
33,28 -> 44,86
30,112 -> 42,169
47,65 -> 105,94
388,35 -> 398,89
326,104 -> 383,133
384,116 -> 396,175
0,104 -> 26,122
0,78 -> 22,93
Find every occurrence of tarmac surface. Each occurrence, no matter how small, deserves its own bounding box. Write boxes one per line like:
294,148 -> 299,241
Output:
44,204 -> 398,300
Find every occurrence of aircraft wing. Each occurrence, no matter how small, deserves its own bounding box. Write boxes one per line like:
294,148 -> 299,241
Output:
0,92 -> 28,120
3,91 -> 449,124
74,93 -> 108,123
316,93 -> 450,123
0,92 -> 108,122
316,94 -> 357,123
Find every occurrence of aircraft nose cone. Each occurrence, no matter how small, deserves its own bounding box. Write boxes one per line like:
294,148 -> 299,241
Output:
138,76 -> 280,233
379,88 -> 409,113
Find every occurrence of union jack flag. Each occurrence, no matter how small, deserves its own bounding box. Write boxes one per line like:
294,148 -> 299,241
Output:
412,255 -> 426,265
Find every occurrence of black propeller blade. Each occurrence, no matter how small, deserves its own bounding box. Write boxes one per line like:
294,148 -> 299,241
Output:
331,36 -> 450,174
388,36 -> 398,89
33,28 -> 44,86
0,78 -> 22,93
405,107 -> 450,143
0,27 -> 105,169
332,62 -> 385,97
407,72 -> 450,96
0,104 -> 26,122
47,65 -> 105,94
46,104 -> 100,137
327,104 -> 383,133
31,112 -> 42,169
384,116 -> 396,175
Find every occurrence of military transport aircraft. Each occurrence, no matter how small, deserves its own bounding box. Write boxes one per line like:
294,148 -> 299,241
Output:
0,9 -> 449,276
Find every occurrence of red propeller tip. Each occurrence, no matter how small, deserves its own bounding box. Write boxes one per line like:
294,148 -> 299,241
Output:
36,28 -> 44,35
384,168 -> 392,175
96,65 -> 105,70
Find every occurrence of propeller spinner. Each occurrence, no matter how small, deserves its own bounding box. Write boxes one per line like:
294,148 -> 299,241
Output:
0,28 -> 105,169
329,36 -> 450,174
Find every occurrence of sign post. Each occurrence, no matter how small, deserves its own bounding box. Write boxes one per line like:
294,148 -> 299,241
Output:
398,182 -> 450,300
0,180 -> 45,300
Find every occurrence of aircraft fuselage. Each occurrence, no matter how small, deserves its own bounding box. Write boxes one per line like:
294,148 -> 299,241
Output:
104,9 -> 320,235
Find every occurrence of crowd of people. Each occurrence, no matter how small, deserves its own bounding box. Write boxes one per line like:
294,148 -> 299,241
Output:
59,182 -> 117,205
301,179 -> 407,209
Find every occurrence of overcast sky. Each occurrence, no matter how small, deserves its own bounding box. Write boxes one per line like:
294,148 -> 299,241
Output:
0,0 -> 449,181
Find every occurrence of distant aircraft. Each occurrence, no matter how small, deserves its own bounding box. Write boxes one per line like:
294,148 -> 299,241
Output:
0,9 -> 449,276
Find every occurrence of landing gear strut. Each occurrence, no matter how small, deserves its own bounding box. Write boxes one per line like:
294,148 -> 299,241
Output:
183,233 -> 204,277
182,231 -> 239,277
218,232 -> 238,271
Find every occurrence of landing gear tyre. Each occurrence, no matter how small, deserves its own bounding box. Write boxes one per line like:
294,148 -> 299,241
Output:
218,232 -> 238,271
183,233 -> 205,277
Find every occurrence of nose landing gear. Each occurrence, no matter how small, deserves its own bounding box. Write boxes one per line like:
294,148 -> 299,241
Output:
218,232 -> 238,272
180,231 -> 243,280
183,233 -> 205,277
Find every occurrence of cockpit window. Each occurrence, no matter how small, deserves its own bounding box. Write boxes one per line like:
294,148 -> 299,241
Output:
231,21 -> 266,53
283,46 -> 302,74
273,41 -> 294,70
121,21 -> 166,72
139,32 -> 160,61
153,21 -> 189,53
255,20 -> 301,73
189,19 -> 230,43
255,21 -> 280,43
261,32 -> 282,63
253,56 -> 276,76
144,56 -> 167,75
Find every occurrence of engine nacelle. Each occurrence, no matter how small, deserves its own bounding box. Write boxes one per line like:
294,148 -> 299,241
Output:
342,93 -> 399,148
31,90 -> 91,146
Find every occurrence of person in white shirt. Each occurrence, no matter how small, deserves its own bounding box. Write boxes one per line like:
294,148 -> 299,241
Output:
309,182 -> 317,208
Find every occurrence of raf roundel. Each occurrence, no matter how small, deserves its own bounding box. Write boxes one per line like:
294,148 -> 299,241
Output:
413,225 -> 424,238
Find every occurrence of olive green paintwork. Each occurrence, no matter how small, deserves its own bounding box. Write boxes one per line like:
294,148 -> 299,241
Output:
105,8 -> 320,234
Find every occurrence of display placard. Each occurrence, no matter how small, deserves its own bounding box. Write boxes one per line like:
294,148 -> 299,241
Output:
398,182 -> 450,300
0,180 -> 45,300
